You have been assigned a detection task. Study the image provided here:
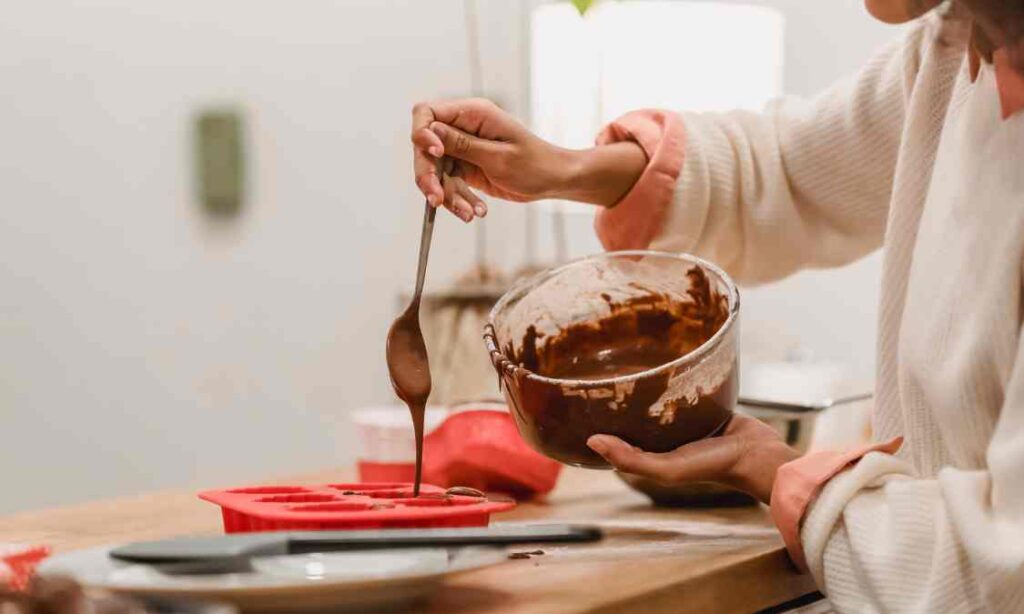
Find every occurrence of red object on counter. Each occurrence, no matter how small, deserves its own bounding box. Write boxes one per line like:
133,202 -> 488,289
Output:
421,409 -> 562,498
1,544 -> 50,591
199,483 -> 515,534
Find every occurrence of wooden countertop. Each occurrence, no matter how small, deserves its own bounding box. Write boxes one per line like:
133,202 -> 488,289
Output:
0,468 -> 817,613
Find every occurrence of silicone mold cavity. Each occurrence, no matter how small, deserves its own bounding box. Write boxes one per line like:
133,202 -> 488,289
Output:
392,497 -> 475,507
228,486 -> 311,495
256,494 -> 339,504
327,483 -> 407,492
288,502 -> 376,513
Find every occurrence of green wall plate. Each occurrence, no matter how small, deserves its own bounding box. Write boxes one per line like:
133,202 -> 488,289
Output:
194,108 -> 245,218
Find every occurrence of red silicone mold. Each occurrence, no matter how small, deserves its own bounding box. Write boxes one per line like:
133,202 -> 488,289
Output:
422,410 -> 562,498
199,483 -> 516,534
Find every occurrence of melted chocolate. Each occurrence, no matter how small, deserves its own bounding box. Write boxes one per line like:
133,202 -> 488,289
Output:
385,300 -> 431,496
498,266 -> 736,467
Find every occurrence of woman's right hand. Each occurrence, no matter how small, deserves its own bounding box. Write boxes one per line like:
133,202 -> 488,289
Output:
410,98 -> 648,222
411,98 -> 572,221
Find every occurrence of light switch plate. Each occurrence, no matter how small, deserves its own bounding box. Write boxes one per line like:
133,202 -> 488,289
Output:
194,108 -> 245,218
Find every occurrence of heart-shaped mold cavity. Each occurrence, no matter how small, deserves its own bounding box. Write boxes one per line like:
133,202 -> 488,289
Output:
289,502 -> 376,513
229,486 -> 310,495
256,494 -> 339,504
363,490 -> 416,499
327,483 -> 408,493
393,497 -> 479,507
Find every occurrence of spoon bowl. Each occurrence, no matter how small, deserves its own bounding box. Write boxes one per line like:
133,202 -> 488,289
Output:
386,302 -> 432,406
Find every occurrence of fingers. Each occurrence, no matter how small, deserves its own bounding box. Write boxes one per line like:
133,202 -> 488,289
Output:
412,98 -> 505,215
411,102 -> 444,206
442,173 -> 484,223
429,122 -> 502,168
442,172 -> 465,221
413,150 -> 444,208
587,436 -> 687,482
411,101 -> 436,134
412,126 -> 444,159
587,434 -> 741,484
458,178 -> 487,217
415,171 -> 444,208
427,98 -> 519,140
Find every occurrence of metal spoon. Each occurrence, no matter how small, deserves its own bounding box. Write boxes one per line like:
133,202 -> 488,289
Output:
385,159 -> 444,496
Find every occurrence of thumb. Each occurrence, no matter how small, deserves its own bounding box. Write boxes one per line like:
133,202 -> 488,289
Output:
587,435 -> 664,478
430,121 -> 501,167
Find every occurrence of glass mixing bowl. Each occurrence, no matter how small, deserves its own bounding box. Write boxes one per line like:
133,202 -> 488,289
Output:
483,251 -> 740,468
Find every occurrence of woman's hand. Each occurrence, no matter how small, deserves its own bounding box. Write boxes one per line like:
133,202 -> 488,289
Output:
410,98 -> 647,222
411,98 -> 569,221
587,415 -> 801,504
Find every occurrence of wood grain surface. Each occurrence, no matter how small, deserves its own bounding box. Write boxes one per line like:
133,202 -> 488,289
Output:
0,467 -> 817,613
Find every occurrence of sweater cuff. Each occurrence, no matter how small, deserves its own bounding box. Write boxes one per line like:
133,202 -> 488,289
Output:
593,110 -> 686,251
770,436 -> 904,571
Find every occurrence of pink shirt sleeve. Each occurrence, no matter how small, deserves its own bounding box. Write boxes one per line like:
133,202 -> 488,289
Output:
994,48 -> 1024,119
593,110 -> 686,252
770,436 -> 904,571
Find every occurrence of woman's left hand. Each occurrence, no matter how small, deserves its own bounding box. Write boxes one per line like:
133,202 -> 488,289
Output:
587,415 -> 801,504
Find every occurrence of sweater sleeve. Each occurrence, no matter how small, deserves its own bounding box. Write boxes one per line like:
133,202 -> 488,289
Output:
799,334 -> 1024,613
770,437 -> 904,570
597,18 -> 938,285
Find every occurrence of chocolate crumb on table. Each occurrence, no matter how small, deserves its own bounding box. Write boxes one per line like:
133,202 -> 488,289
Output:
508,550 -> 546,560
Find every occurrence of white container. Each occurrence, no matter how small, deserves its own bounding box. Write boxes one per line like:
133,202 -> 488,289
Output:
350,405 -> 449,464
740,360 -> 872,451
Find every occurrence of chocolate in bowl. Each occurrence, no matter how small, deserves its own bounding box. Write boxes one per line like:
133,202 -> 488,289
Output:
484,251 -> 740,468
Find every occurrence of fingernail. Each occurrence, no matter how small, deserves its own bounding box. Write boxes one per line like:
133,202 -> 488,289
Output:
430,123 -> 446,138
474,206 -> 486,217
587,436 -> 609,456
461,211 -> 473,223
429,146 -> 442,157
427,194 -> 439,207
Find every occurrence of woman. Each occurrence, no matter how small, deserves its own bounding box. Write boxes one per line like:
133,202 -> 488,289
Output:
409,1 -> 1024,611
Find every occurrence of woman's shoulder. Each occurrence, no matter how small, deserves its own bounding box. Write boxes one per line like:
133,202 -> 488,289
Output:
890,10 -> 970,112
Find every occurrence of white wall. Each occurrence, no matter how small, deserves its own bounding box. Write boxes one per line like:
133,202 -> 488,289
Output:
1,0 -> 901,513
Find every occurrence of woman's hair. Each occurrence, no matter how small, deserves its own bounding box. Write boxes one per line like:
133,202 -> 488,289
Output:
933,0 -> 1024,79
940,0 -> 1024,76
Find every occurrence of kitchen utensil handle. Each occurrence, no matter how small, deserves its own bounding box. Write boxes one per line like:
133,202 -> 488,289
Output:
828,392 -> 874,407
288,524 -> 602,553
411,157 -> 445,300
738,392 -> 873,415
413,201 -> 436,299
738,397 -> 826,414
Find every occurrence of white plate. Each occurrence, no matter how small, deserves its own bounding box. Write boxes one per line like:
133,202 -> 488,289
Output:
40,546 -> 504,612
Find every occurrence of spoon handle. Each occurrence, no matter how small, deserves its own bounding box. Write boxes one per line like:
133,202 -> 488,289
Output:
411,158 -> 446,301
412,198 -> 437,302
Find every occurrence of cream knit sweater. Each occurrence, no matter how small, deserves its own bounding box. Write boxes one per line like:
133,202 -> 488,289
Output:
641,14 -> 1024,613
